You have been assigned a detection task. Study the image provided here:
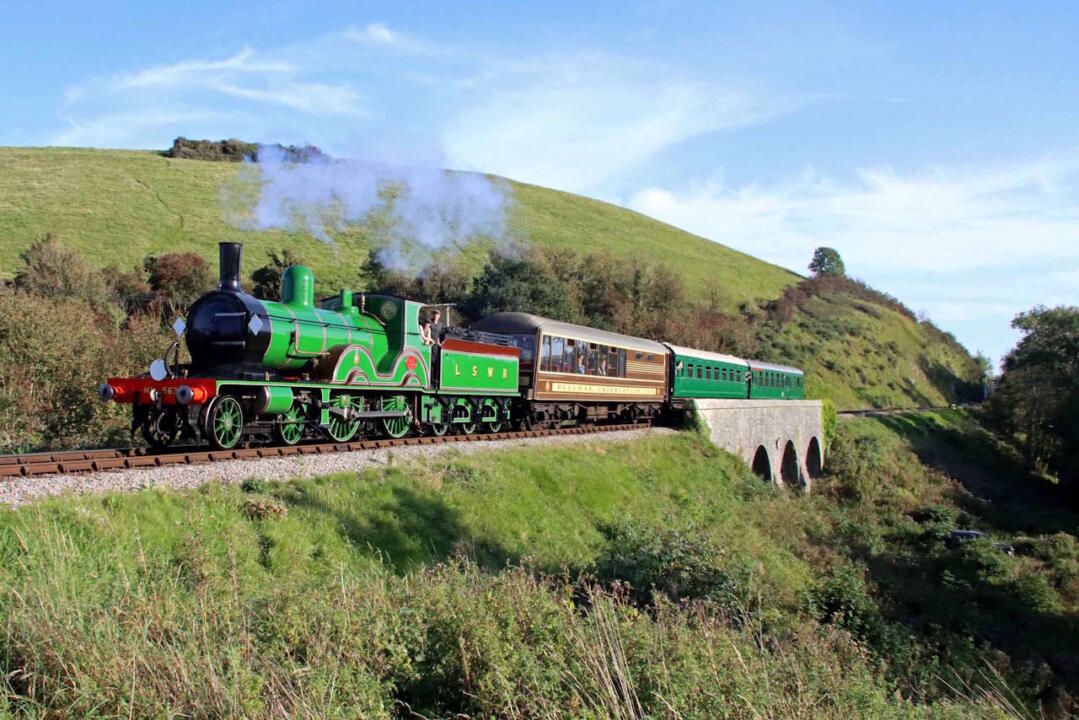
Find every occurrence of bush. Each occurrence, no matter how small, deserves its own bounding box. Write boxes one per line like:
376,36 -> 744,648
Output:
0,294 -> 169,451
14,234 -> 116,313
143,252 -> 214,306
822,398 -> 838,448
163,137 -> 325,163
250,248 -> 304,300
593,521 -> 755,615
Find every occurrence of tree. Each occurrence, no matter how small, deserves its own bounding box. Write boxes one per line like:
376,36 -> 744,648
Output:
991,305 -> 1079,488
464,251 -> 574,323
251,248 -> 305,300
809,247 -> 845,277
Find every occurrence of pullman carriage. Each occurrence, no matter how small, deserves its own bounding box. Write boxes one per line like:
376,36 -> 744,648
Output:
470,312 -> 669,426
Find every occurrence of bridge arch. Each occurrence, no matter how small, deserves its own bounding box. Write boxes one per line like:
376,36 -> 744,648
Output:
806,436 -> 823,479
780,440 -> 802,488
751,445 -> 772,481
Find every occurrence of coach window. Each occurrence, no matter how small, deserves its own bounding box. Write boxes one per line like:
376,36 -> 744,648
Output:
565,339 -> 576,372
609,347 -> 620,377
540,336 -> 552,372
618,349 -> 627,377
596,345 -> 610,376
704,366 -> 711,380
696,365 -> 703,379
550,337 -> 564,372
574,342 -> 586,374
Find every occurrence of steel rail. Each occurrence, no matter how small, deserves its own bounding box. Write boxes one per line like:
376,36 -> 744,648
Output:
0,422 -> 651,479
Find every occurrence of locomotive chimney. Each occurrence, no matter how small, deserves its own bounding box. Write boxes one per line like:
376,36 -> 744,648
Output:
218,242 -> 243,292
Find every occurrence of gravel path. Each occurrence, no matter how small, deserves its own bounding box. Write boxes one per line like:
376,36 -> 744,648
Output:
0,427 -> 675,508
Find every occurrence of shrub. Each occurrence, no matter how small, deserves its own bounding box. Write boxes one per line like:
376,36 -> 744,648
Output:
0,294 -> 168,451
13,234 -> 116,313
250,248 -> 304,300
592,521 -> 755,615
822,398 -> 838,448
143,252 -> 214,306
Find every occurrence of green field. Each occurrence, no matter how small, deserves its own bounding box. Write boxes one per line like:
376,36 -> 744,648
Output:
0,147 -> 797,309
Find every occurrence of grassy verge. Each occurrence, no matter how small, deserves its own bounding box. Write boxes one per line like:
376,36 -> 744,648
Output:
2,420 -> 1071,717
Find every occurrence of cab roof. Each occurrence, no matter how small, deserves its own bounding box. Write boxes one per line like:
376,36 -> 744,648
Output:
471,312 -> 669,355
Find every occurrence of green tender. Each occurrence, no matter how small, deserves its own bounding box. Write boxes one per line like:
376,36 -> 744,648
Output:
438,348 -> 520,395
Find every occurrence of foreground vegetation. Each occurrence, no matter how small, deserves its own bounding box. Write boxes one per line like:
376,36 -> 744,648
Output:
1,413 -> 1075,717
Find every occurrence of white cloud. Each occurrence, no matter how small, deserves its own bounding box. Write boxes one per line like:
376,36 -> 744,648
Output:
626,154 -> 1079,360
344,22 -> 400,46
112,48 -> 293,91
442,55 -> 788,193
61,46 -> 366,123
341,22 -> 443,56
52,109 -> 236,147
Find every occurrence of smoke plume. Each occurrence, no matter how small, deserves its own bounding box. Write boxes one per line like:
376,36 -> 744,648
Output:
229,144 -> 514,271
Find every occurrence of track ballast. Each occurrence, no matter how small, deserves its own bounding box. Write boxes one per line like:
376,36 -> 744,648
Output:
0,422 -> 650,478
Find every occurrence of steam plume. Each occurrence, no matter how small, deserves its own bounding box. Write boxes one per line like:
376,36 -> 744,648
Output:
229,144 -> 513,271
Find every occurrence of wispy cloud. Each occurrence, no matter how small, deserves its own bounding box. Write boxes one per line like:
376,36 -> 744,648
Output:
112,48 -> 293,90
52,109 -> 237,147
60,46 -> 367,127
441,54 -> 788,193
627,153 -> 1079,359
342,22 -> 445,55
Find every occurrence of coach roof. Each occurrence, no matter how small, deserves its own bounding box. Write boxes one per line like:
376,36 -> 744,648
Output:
663,343 -> 749,368
471,312 -> 669,355
747,359 -> 805,374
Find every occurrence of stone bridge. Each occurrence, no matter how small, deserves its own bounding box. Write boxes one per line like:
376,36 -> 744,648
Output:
692,399 -> 824,493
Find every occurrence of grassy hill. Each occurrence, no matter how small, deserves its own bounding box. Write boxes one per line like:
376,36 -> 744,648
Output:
757,279 -> 983,410
2,415 -> 1075,716
0,146 -> 982,417
0,147 -> 797,309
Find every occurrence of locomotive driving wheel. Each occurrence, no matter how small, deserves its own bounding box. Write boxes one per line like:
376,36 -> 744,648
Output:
274,402 -> 306,446
207,396 -> 244,450
327,393 -> 361,443
381,395 -> 413,439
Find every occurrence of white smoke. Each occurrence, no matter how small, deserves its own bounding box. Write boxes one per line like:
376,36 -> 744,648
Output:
235,144 -> 513,270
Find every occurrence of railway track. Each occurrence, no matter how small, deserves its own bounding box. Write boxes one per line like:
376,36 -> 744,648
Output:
0,422 -> 649,479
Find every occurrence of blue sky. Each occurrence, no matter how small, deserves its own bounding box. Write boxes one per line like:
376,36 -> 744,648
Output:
2,1 -> 1077,365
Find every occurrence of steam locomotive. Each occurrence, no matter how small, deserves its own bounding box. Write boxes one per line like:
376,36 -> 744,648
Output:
100,243 -> 804,449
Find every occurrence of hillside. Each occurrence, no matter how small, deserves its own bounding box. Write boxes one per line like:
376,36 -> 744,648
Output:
2,415 -> 1075,716
756,278 -> 983,410
0,147 -> 796,309
0,146 -> 982,417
